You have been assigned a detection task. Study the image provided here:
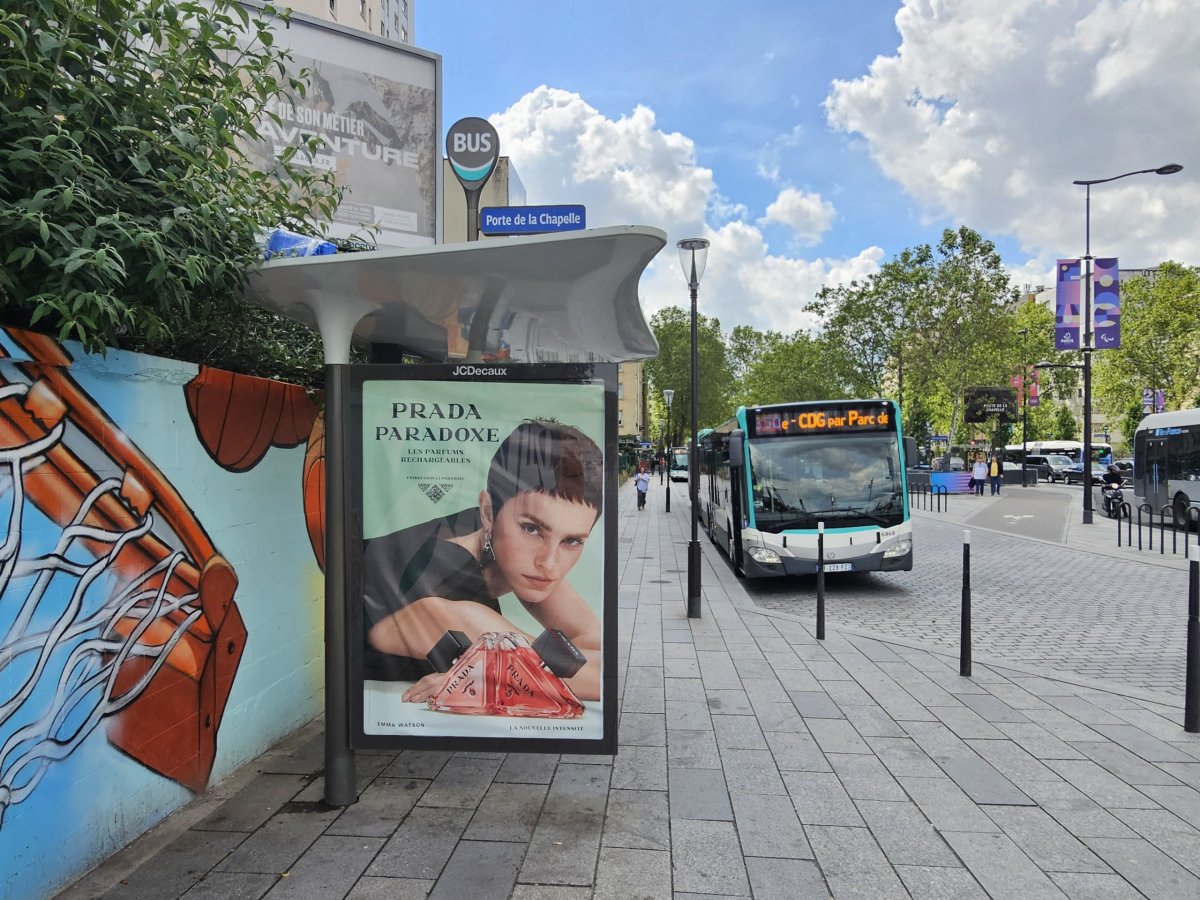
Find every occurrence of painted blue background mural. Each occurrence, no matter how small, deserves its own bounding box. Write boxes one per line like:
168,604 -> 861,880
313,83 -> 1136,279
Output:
0,328 -> 325,898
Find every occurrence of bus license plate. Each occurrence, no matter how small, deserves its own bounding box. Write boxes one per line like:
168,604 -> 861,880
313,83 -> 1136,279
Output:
822,562 -> 852,572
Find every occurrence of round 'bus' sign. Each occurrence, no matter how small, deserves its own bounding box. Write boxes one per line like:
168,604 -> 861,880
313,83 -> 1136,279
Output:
446,117 -> 500,190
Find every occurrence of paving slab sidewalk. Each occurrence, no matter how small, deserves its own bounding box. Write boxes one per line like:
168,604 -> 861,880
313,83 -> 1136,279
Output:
56,479 -> 1200,900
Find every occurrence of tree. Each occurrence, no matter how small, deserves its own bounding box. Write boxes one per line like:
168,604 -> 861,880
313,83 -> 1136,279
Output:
912,227 -> 1019,459
1093,262 -> 1200,422
726,324 -> 843,409
0,0 -> 341,367
644,306 -> 732,447
808,245 -> 932,404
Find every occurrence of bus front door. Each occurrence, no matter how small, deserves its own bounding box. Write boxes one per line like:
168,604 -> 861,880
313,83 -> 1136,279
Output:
1145,437 -> 1168,511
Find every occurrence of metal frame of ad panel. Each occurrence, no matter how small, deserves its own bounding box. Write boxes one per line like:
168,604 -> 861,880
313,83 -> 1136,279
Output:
346,363 -> 618,754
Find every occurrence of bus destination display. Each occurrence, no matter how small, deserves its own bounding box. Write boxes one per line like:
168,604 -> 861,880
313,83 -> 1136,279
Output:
753,405 -> 892,436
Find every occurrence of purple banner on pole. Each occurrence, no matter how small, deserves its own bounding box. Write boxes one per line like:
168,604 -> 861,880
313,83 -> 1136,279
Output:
1093,257 -> 1120,349
1055,259 -> 1081,350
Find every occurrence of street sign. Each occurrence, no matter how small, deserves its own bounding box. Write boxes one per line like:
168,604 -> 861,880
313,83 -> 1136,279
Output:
480,205 -> 586,236
446,117 -> 499,190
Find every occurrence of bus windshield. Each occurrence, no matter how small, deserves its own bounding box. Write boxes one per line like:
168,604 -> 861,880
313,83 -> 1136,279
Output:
748,432 -> 904,531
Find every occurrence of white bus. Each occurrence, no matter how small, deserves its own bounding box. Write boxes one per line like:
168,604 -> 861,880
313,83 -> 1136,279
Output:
1133,409 -> 1200,526
1020,440 -> 1114,466
698,399 -> 916,578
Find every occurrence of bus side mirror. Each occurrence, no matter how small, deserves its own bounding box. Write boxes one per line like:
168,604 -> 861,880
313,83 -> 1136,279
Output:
729,430 -> 744,469
904,436 -> 917,468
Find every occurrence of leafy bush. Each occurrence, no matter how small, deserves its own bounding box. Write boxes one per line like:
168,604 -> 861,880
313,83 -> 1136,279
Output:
0,0 -> 342,381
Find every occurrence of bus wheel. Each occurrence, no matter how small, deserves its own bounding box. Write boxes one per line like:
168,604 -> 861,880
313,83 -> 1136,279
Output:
726,530 -> 743,577
1174,492 -> 1192,530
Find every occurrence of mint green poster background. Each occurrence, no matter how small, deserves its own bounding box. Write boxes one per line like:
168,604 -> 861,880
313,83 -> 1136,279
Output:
362,379 -> 606,635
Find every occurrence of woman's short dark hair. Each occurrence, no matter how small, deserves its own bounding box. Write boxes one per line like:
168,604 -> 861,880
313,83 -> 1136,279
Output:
487,420 -> 603,518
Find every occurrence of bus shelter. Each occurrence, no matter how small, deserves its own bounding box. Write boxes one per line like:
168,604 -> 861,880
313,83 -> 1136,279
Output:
245,225 -> 665,804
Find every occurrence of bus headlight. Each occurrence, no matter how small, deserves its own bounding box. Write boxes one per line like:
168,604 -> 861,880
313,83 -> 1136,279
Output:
747,547 -> 782,565
882,539 -> 911,559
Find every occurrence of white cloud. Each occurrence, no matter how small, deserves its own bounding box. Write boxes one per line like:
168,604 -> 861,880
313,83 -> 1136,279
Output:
824,0 -> 1200,270
491,86 -> 878,334
760,187 -> 836,245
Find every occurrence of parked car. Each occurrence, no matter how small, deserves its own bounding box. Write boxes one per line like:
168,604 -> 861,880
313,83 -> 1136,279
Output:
1025,453 -> 1075,483
1063,462 -> 1106,485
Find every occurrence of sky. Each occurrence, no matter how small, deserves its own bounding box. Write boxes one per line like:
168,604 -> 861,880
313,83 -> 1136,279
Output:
417,0 -> 1200,337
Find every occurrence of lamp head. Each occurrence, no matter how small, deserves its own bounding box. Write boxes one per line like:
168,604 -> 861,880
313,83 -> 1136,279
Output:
676,238 -> 710,285
663,388 -> 674,410
1156,163 -> 1183,175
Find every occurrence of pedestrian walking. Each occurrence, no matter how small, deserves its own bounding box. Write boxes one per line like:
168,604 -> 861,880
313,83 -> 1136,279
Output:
988,452 -> 1003,495
634,466 -> 650,510
971,455 -> 987,496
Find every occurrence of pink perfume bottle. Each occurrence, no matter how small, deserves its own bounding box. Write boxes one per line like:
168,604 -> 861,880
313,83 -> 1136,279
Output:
426,632 -> 584,718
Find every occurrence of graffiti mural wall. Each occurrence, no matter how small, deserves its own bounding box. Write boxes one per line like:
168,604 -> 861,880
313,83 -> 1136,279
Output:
0,327 -> 324,898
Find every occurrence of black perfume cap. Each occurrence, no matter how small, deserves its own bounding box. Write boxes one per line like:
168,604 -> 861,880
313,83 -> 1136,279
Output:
426,630 -> 471,672
533,628 -> 586,678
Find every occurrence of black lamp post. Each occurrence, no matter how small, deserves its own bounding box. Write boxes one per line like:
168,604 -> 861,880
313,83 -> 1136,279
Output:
1071,163 -> 1182,524
1018,328 -> 1029,487
677,237 -> 709,619
663,388 -> 674,512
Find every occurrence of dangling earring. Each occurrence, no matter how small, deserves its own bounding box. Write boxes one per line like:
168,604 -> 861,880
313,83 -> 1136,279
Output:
481,531 -> 496,566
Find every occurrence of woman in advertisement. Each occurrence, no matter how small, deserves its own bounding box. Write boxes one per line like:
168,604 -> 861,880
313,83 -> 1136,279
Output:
362,419 -> 602,704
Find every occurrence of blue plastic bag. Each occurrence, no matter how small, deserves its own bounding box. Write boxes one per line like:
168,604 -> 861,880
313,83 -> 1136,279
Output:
262,226 -> 337,260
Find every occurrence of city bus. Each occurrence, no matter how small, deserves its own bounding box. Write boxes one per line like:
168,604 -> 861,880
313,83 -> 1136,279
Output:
698,399 -> 916,578
668,446 -> 689,482
1022,440 -> 1113,466
1133,408 -> 1200,527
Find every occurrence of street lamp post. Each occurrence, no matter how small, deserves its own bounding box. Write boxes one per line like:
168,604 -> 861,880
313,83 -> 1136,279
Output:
1071,163 -> 1182,524
663,389 -> 674,513
677,237 -> 709,619
1018,328 -> 1029,487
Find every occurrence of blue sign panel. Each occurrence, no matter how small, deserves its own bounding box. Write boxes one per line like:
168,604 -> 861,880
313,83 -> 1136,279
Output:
480,205 -> 586,235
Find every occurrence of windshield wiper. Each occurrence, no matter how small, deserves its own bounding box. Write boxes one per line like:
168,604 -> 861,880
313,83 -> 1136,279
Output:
806,507 -> 894,527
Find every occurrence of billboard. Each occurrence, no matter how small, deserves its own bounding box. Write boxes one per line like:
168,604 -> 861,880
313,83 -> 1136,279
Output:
347,364 -> 617,753
964,386 -> 1017,423
240,6 -> 442,247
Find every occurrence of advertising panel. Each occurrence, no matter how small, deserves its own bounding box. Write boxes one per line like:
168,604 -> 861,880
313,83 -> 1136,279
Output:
240,6 -> 441,247
347,364 -> 617,753
964,387 -> 1017,423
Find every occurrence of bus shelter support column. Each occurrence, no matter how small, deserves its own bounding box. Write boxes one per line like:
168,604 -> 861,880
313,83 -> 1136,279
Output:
324,363 -> 357,806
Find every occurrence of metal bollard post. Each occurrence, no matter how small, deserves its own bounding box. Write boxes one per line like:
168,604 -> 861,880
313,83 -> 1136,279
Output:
1186,561 -> 1200,732
960,530 -> 971,677
816,521 -> 826,641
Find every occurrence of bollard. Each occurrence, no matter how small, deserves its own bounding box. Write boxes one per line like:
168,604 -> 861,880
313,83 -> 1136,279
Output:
1125,504 -> 1133,548
1116,505 -> 1123,547
1186,561 -> 1200,732
1137,503 -> 1153,551
960,530 -> 971,677
816,521 -> 826,641
1161,504 -> 1172,556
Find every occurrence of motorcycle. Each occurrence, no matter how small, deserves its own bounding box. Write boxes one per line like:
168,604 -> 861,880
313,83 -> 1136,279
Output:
1100,479 -> 1127,519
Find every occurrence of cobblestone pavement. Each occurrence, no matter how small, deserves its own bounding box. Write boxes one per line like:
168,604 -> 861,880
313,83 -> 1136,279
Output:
748,505 -> 1192,698
56,480 -> 1200,900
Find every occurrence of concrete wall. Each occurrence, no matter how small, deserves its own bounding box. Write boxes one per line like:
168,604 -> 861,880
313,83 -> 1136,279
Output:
0,327 -> 325,898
